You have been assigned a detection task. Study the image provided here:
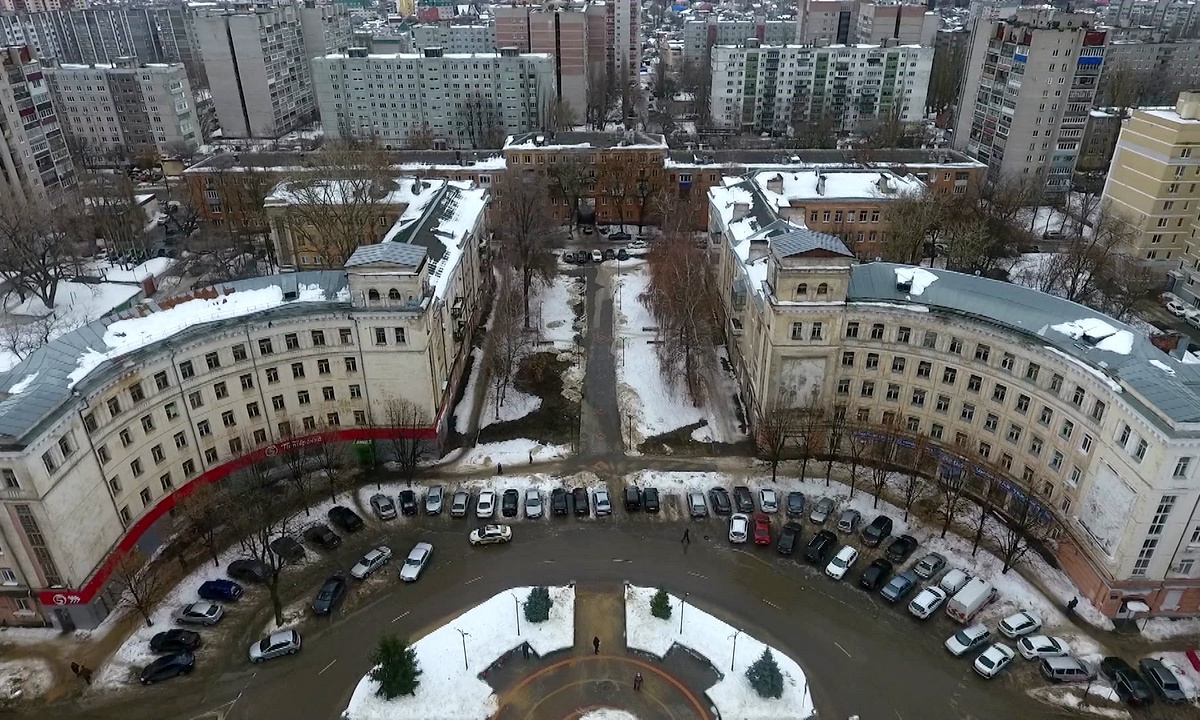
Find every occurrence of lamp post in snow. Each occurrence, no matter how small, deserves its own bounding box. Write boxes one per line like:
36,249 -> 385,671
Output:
680,592 -> 689,634
729,628 -> 742,672
455,628 -> 470,671
511,592 -> 521,636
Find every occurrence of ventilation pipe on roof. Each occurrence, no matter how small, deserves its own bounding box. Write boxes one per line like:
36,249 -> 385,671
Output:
816,173 -> 826,196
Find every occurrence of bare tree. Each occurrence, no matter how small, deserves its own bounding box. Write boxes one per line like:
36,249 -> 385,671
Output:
547,157 -> 590,231
824,406 -> 848,484
756,404 -> 792,483
88,174 -> 152,265
970,469 -> 1002,556
460,94 -> 507,149
225,456 -> 292,628
927,42 -> 966,116
998,495 -> 1054,574
893,436 -> 935,522
632,170 -> 664,233
0,313 -> 83,362
310,429 -> 354,504
484,276 -> 531,418
676,55 -> 711,129
844,426 -> 871,496
277,445 -> 313,516
599,160 -> 635,231
792,394 -> 826,482
173,481 -> 228,568
405,123 -> 437,150
381,396 -> 431,487
936,457 -> 971,539
109,547 -> 171,627
0,194 -> 90,310
1097,254 -> 1159,321
545,98 -> 580,132
866,420 -> 901,509
494,172 -> 559,328
587,65 -> 614,130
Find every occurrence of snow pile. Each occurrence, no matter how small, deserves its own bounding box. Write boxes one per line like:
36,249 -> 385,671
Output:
1029,686 -> 1130,719
454,439 -> 571,467
480,387 -> 542,428
895,266 -> 938,296
579,711 -> 640,720
6,279 -> 142,326
1148,359 -> 1177,375
344,585 -> 575,720
452,348 -> 484,434
1155,652 -> 1200,700
1050,318 -> 1134,355
625,585 -> 815,719
7,372 -> 38,394
540,275 -> 584,348
1139,616 -> 1200,642
0,658 -> 53,703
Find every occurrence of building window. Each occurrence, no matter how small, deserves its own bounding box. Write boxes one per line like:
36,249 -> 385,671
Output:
41,452 -> 57,474
891,357 -> 906,374
870,323 -> 884,340
318,359 -> 331,375
131,459 -> 143,477
259,338 -> 274,355
285,333 -> 299,350
978,441 -> 992,459
984,413 -> 998,432
942,368 -> 957,385
322,387 -> 336,401
312,330 -> 326,346
197,420 -> 211,437
993,384 -> 1008,403
272,395 -> 286,411
1174,457 -> 1191,478
1091,400 -> 1106,422
292,362 -> 305,379
896,327 -> 911,344
229,437 -> 243,454
232,343 -> 248,362
130,383 -> 145,403
266,367 -> 279,384
375,328 -> 387,345
1081,434 -> 1093,453
253,429 -> 267,445
107,397 -> 122,417
354,410 -> 367,425
865,353 -> 879,370
151,444 -> 165,463
911,389 -> 926,407
1134,438 -> 1148,462
860,381 -> 875,398
154,371 -> 170,391
1072,386 -> 1085,407
1050,374 -> 1063,393
1007,424 -> 1022,443
160,473 -> 173,492
119,506 -> 131,526
1015,394 -> 1030,413
930,424 -> 944,440
188,391 -> 203,410
204,447 -> 218,463
948,338 -> 963,354
1132,538 -> 1159,576
205,352 -> 221,370
845,322 -> 859,339
183,459 -> 196,477
1038,407 -> 1053,426
791,322 -> 804,341
349,385 -> 362,399
1059,420 -> 1074,440
810,322 -> 823,340
214,382 -> 228,400
967,374 -> 982,393
837,379 -> 851,394
140,415 -> 155,433
935,395 -> 950,413
922,331 -> 937,349
247,402 -> 261,418
1029,436 -> 1043,457
841,351 -> 855,367
1001,352 -> 1015,371
961,404 -> 975,422
326,412 -> 341,427
298,390 -> 311,406
974,344 -> 990,362
179,361 -> 194,379
340,328 -> 354,345
302,416 -> 317,431
83,412 -> 98,434
916,361 -> 931,379
173,431 -> 187,449
240,374 -> 254,391
886,384 -> 901,401
119,428 -> 133,447
345,357 -> 358,373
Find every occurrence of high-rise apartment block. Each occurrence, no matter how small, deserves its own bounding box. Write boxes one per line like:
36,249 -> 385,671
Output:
856,1 -> 938,46
0,45 -> 74,204
1103,39 -> 1200,106
45,58 -> 197,160
953,8 -> 1107,193
494,4 -> 598,115
611,0 -> 640,84
710,41 -> 932,134
1105,0 -> 1200,40
314,47 -> 552,149
796,0 -> 858,45
411,23 -> 494,53
680,17 -> 795,65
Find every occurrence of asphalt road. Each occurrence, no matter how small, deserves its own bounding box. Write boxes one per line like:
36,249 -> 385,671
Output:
59,505 -> 1083,720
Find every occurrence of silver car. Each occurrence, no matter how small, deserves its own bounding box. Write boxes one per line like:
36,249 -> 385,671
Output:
450,490 -> 470,517
688,491 -> 708,518
593,488 -> 612,516
249,629 -> 301,663
425,485 -> 444,515
524,489 -> 543,519
350,546 -> 392,580
399,542 -> 433,582
370,493 -> 397,520
174,602 -> 223,626
759,488 -> 779,513
809,497 -> 835,524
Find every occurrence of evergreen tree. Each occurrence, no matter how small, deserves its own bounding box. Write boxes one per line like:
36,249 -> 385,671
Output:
745,648 -> 784,699
370,635 -> 422,699
650,588 -> 672,620
524,586 -> 552,623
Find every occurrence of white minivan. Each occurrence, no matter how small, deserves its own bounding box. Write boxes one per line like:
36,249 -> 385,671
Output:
825,545 -> 858,580
946,578 -> 998,623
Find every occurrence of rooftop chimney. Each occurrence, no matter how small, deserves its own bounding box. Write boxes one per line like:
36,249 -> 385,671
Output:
816,173 -> 826,196
1176,90 -> 1200,120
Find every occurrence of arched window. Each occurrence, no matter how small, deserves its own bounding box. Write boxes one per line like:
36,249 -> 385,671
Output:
367,289 -> 380,301
797,283 -> 808,296
389,288 -> 402,300
817,283 -> 829,295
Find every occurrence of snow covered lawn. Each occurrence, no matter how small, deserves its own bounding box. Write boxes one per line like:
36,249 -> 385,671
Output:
0,658 -> 53,704
1029,685 -> 1130,719
539,274 -> 585,349
343,585 -> 575,720
479,386 -> 542,428
578,711 -> 638,720
451,439 -> 571,468
624,585 -> 815,720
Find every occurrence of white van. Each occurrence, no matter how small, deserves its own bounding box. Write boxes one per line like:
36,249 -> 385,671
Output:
946,578 -> 998,623
939,568 -> 971,595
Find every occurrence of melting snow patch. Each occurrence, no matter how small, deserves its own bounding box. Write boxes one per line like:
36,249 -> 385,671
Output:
1050,318 -> 1134,355
1045,347 -> 1123,394
579,711 -> 640,720
1149,359 -> 1177,375
7,372 -> 38,394
894,266 -> 938,296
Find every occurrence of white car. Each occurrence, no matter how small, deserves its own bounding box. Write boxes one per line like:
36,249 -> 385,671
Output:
593,488 -> 612,516
758,488 -> 779,513
908,587 -> 948,619
1167,300 -> 1188,316
249,629 -> 301,663
998,611 -> 1042,639
476,490 -> 496,519
350,546 -> 392,580
398,542 -> 432,582
1017,635 -> 1069,660
524,489 -> 543,518
469,524 -> 513,546
728,513 -> 749,543
938,569 -> 971,595
425,485 -> 444,515
945,624 -> 991,656
825,545 -> 858,580
973,643 -> 1016,678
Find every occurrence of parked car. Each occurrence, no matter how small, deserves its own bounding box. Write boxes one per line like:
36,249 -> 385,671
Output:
469,524 -> 513,546
859,559 -> 894,591
1166,300 -> 1188,316
709,487 -> 733,516
249,629 -> 301,663
1040,656 -> 1094,683
777,522 -> 801,555
998,611 -> 1042,639
885,534 -> 919,563
946,579 -> 998,623
643,487 -> 660,512
227,559 -> 270,584
602,248 -> 616,261
974,643 -> 1016,679
312,575 -> 347,615
198,579 -> 243,602
785,492 -> 806,518
836,509 -> 861,533
1018,635 -> 1070,661
945,624 -> 991,657
752,513 -> 771,545
270,536 -> 306,563
328,506 -> 363,532
688,491 -> 708,518
759,488 -> 779,513
304,524 -> 342,550
450,491 -> 471,517
140,652 -> 194,684
590,249 -> 603,263
1101,657 -> 1154,705
1138,658 -> 1188,704
425,485 -> 444,515
350,546 -> 393,580
398,490 -> 418,516
174,602 -> 223,626
805,530 -> 837,563
616,249 -> 629,261
913,552 -> 947,579
825,545 -> 859,580
582,225 -> 594,235
908,587 -> 948,620
880,571 -> 919,603
501,489 -> 520,517
150,629 -> 201,654
728,513 -> 750,543
732,485 -> 755,513
551,488 -> 569,516
610,231 -> 632,242
861,515 -> 893,547
476,490 -> 496,519
594,488 -> 613,516
939,569 -> 971,595
399,542 -> 432,582
572,487 -> 590,516
524,489 -> 543,519
809,497 -> 835,524
624,486 -> 642,511
370,493 -> 397,520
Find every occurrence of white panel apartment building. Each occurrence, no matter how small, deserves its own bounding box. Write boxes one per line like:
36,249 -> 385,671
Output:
611,0 -> 640,83
411,23 -> 494,53
314,47 -> 552,149
0,45 -> 74,205
680,17 -> 796,64
709,41 -> 932,135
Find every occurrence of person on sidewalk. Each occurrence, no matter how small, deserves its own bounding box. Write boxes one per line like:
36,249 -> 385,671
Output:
593,636 -> 600,654
80,665 -> 92,685
633,672 -> 643,691
681,528 -> 690,545
70,662 -> 80,679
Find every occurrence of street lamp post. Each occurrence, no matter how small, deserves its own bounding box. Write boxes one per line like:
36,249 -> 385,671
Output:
729,629 -> 742,672
455,628 -> 470,671
511,593 -> 521,636
679,592 -> 689,634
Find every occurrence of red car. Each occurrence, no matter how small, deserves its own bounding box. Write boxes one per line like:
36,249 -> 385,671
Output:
752,513 -> 771,545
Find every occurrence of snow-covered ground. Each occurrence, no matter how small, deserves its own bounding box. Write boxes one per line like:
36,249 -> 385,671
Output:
625,585 -> 815,719
1154,652 -> 1200,702
1139,615 -> 1200,642
579,711 -> 639,720
0,658 -> 53,704
343,585 -> 575,720
451,439 -> 571,468
452,348 -> 484,434
539,274 -> 585,349
1030,685 -> 1130,719
479,386 -> 542,428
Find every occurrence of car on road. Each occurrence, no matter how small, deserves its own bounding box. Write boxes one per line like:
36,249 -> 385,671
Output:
836,509 -> 861,533
939,569 -> 971,595
752,513 -> 771,545
945,624 -> 991,656
759,488 -> 779,513
861,515 -> 893,547
643,487 -> 660,512
594,488 -> 613,516
451,490 -> 471,517
312,575 -> 347,615
709,487 -> 733,516
885,534 -> 919,563
805,530 -> 837,563
785,492 -> 806,518
304,524 -> 342,550
227,559 -> 270,584
582,225 -> 594,235
399,542 -> 432,582
590,249 -> 603,262
270,536 -> 306,563
551,488 -> 569,516
425,485 -> 444,515
1040,656 -> 1094,683
469,524 -> 513,546
328,506 -> 363,532
174,602 -> 223,626
249,629 -> 301,663
732,486 -> 754,513
859,559 -> 893,591
524,489 -> 543,518
1018,635 -> 1070,661
350,546 -> 393,580
880,571 -> 919,603
728,513 -> 750,543
998,611 -> 1042,639
809,497 -> 835,524
572,487 -> 590,516
1139,658 -> 1187,704
198,579 -> 243,602
398,490 -> 418,516
825,545 -> 858,580
624,486 -> 641,511
476,490 -> 497,519
974,643 -> 1016,679
150,629 -> 201,654
1166,300 -> 1188,316
688,491 -> 708,517
1101,657 -> 1154,705
627,239 -> 647,250
913,552 -> 947,579
501,489 -> 520,517
777,522 -> 801,555
370,493 -> 397,520
611,231 -> 633,243
140,652 -> 194,685
908,587 -> 948,620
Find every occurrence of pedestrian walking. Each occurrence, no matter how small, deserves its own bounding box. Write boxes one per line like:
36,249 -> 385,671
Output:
528,450 -> 533,464
80,665 -> 92,685
681,528 -> 691,544
70,662 -> 80,679
497,462 -> 503,475
634,672 -> 643,691
522,642 -> 530,660
592,636 -> 600,654
1067,596 -> 1079,615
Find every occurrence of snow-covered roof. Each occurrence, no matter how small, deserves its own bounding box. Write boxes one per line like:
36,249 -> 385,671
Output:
380,180 -> 488,301
753,169 -> 926,205
504,130 -> 669,151
345,243 -> 427,269
265,177 -> 443,208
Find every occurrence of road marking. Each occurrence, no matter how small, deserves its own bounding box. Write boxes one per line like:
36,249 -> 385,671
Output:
612,558 -> 630,563
317,659 -> 337,676
464,575 -> 483,585
763,599 -> 781,610
687,571 -> 707,579
390,611 -> 410,624
895,711 -> 904,720
833,641 -> 852,658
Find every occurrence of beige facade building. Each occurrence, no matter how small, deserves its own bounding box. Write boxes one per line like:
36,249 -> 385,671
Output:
0,45 -> 74,205
856,1 -> 937,47
796,0 -> 858,45
493,4 -> 593,116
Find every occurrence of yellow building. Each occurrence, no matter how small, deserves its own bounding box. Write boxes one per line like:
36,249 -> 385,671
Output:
396,0 -> 416,16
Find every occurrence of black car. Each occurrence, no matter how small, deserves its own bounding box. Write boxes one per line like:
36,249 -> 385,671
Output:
1101,657 -> 1154,706
804,530 -> 837,563
709,487 -> 733,516
149,629 -> 201,654
328,505 -> 364,532
785,492 -> 806,518
198,579 -> 243,602
227,559 -> 270,584
140,652 -> 194,685
270,536 -> 306,563
861,515 -> 893,547
624,486 -> 641,511
610,231 -> 632,242
777,522 -> 802,556
885,534 -> 919,563
732,485 -> 755,513
602,248 -> 617,261
572,487 -> 590,516
859,559 -> 894,591
304,524 -> 342,550
502,489 -> 520,517
551,488 -> 569,516
616,249 -> 629,261
643,487 -> 660,513
312,575 -> 347,615
398,490 -> 418,516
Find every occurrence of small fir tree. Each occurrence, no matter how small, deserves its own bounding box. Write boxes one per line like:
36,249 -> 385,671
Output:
524,586 -> 552,623
745,648 -> 784,699
650,588 -> 672,620
370,635 -> 422,699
